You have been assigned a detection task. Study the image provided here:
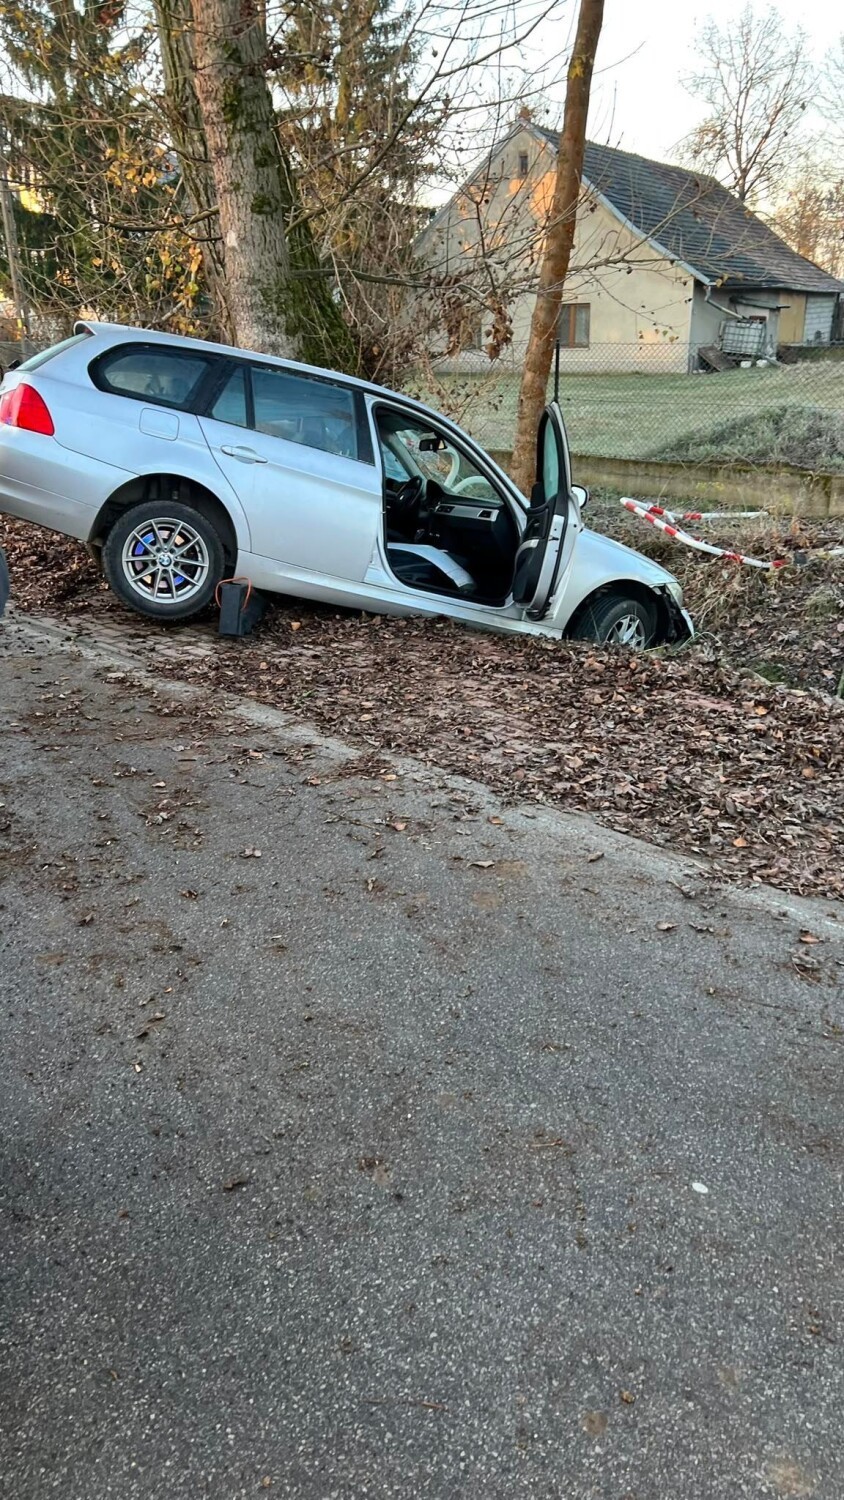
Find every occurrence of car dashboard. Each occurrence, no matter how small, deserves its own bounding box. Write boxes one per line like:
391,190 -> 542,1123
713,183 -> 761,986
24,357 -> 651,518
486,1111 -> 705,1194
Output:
428,489 -> 515,589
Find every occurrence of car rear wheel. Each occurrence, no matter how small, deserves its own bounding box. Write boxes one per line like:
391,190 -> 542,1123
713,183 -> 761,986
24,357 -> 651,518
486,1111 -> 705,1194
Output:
103,500 -> 226,622
571,591 -> 657,649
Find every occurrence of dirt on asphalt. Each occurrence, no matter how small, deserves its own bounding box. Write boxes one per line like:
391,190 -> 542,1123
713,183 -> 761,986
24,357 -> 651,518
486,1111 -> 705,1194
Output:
4,609 -> 844,1500
2,512 -> 842,904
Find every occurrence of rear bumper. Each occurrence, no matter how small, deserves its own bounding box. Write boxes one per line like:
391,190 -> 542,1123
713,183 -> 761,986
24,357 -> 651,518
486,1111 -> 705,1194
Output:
0,431 -> 131,541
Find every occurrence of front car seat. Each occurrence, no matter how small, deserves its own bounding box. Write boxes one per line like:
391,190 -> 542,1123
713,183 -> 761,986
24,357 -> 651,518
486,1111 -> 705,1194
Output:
386,542 -> 476,596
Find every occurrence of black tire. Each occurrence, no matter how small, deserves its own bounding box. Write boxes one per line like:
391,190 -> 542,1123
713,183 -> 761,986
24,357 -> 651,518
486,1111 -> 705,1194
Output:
102,499 -> 226,622
571,591 -> 657,649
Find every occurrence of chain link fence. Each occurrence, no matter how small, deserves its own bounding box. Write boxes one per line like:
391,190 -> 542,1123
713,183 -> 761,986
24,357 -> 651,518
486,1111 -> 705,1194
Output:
5,330 -> 844,476
410,342 -> 844,473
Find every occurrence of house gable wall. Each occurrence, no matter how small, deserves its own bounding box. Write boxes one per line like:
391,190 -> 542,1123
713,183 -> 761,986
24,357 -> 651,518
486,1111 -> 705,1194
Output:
416,127 -> 696,373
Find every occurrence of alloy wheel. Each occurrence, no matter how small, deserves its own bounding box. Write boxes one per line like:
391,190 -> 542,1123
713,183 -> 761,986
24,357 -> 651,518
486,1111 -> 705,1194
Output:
604,611 -> 648,649
120,517 -> 210,604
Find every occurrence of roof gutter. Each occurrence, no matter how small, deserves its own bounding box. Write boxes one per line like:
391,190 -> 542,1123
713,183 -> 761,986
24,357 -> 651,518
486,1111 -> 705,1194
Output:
728,296 -> 790,310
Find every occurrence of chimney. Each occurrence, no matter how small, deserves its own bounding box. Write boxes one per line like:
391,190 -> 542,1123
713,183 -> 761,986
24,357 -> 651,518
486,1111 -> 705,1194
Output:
517,105 -> 532,123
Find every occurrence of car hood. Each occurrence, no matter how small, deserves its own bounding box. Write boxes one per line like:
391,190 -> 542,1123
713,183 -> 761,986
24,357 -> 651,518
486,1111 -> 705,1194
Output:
576,523 -> 679,588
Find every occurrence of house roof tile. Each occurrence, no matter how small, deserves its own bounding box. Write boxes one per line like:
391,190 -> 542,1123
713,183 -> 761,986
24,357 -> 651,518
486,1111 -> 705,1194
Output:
533,129 -> 843,295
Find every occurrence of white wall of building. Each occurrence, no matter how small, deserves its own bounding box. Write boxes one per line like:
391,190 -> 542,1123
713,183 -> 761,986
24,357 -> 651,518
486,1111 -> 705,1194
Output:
416,126 -> 695,375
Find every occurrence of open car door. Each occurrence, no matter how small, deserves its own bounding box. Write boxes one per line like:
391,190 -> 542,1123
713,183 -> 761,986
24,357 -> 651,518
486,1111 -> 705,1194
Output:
511,401 -> 574,619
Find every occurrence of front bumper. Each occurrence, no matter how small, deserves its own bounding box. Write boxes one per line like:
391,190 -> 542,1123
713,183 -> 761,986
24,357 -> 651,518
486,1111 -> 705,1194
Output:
663,589 -> 695,643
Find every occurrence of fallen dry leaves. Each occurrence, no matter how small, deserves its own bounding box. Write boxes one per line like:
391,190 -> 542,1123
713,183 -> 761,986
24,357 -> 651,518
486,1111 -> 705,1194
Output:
2,515 -> 843,901
601,502 -> 844,696
185,605 -> 843,902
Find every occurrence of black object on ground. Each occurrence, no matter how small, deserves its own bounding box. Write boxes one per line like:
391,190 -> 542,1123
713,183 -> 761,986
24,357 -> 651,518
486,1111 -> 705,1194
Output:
217,578 -> 266,637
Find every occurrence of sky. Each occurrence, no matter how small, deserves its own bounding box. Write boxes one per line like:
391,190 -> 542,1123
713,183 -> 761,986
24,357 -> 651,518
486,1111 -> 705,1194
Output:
532,0 -> 841,163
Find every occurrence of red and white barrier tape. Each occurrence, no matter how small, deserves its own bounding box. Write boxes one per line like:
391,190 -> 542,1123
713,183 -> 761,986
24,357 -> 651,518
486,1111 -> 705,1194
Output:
665,509 -> 768,522
620,499 -> 787,570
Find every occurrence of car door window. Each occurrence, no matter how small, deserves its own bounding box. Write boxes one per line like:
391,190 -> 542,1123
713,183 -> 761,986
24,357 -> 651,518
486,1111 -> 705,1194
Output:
250,365 -> 358,460
378,414 -> 499,501
209,365 -> 248,427
380,442 -> 411,483
541,414 -> 561,501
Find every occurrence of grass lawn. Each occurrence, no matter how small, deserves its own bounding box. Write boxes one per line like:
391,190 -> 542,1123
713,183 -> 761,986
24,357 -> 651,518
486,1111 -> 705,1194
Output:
414,360 -> 844,463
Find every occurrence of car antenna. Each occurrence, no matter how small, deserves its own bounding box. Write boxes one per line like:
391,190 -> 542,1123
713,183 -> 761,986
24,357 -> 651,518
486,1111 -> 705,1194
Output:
553,338 -> 560,404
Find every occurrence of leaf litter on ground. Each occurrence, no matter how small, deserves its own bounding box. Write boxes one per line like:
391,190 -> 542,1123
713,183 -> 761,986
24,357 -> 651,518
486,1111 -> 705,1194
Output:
2,514 -> 843,902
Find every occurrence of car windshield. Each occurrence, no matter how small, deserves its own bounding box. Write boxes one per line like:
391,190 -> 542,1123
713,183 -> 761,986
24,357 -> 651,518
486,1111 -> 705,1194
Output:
378,414 -> 499,502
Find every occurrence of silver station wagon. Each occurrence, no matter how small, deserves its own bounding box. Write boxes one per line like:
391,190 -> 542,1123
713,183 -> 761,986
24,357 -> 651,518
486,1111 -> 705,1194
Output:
0,322 -> 692,647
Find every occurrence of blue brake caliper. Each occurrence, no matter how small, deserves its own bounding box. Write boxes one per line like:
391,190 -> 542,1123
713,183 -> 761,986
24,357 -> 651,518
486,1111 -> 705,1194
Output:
133,530 -> 156,582
133,528 -> 155,561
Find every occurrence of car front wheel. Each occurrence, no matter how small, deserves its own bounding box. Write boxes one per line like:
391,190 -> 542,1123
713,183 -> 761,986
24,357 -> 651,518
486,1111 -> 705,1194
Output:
103,500 -> 226,622
571,592 -> 657,649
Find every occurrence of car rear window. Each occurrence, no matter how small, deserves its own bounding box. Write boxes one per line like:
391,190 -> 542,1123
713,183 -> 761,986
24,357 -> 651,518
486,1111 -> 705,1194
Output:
17,330 -> 93,371
91,343 -> 214,411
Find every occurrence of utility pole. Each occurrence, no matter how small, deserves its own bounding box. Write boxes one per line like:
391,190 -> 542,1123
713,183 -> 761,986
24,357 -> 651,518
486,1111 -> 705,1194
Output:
0,144 -> 33,359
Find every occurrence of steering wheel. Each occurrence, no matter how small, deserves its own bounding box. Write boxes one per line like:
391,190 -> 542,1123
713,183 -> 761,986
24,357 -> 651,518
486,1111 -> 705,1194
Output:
392,473 -> 426,527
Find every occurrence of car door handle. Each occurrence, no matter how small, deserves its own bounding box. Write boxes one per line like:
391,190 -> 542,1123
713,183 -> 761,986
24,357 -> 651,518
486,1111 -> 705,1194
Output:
220,444 -> 268,464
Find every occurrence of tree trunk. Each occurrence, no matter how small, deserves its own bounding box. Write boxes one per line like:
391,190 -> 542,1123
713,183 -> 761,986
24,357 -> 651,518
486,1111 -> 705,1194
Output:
154,0 -> 234,342
185,0 -> 353,365
0,150 -> 33,355
509,0 -> 604,496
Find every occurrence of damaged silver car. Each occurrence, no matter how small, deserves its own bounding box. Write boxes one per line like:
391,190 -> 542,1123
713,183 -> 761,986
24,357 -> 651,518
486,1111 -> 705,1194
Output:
0,322 -> 692,646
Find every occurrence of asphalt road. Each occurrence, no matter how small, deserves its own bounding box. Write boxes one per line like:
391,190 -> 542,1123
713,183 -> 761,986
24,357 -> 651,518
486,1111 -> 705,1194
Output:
1,615 -> 843,1500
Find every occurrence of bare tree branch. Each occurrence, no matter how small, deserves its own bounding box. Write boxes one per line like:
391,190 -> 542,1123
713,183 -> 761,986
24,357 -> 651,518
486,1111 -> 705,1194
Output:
679,5 -> 810,205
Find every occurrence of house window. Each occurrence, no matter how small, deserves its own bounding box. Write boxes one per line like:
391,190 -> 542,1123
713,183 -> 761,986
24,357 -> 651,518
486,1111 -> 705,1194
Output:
518,152 -> 529,177
558,303 -> 590,348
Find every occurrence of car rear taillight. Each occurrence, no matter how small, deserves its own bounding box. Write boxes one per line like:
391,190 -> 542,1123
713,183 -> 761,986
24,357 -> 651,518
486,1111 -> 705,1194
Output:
0,382 -> 55,436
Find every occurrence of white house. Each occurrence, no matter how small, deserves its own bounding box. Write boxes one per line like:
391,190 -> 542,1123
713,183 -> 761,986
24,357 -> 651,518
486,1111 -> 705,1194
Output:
416,121 -> 844,374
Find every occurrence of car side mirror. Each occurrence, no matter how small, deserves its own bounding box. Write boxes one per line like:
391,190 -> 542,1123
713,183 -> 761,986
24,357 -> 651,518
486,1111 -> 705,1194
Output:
571,484 -> 589,509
